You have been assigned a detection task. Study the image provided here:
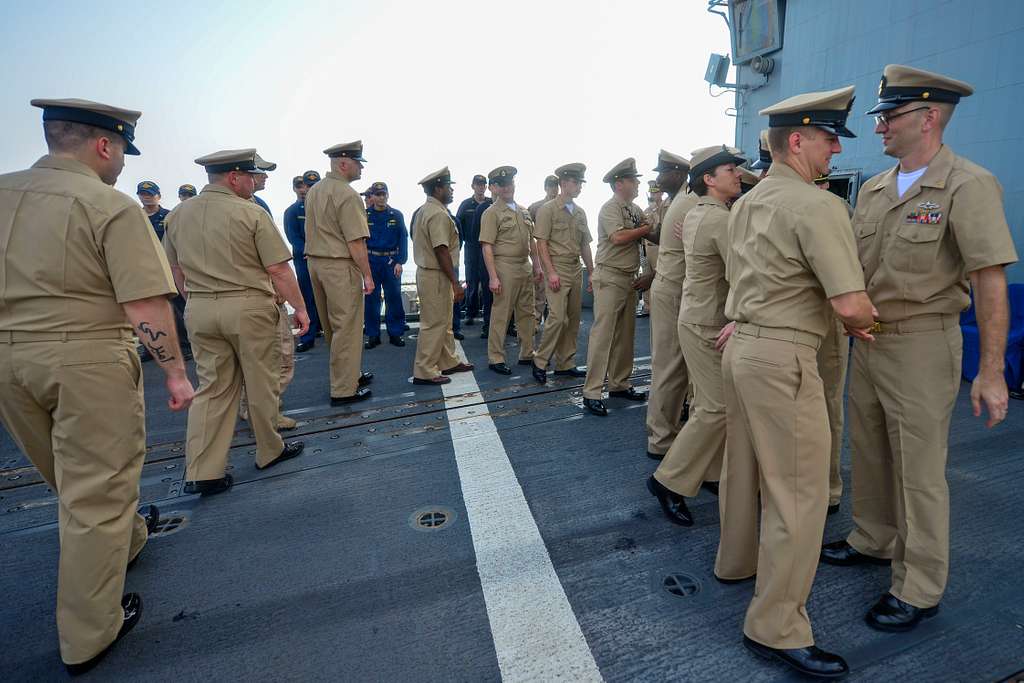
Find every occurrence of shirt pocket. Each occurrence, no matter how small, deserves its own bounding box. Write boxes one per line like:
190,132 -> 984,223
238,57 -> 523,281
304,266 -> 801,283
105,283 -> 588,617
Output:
892,221 -> 944,273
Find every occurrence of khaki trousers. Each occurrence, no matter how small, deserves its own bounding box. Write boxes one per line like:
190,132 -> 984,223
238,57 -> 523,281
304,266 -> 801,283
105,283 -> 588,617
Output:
641,244 -> 658,311
487,258 -> 536,364
715,329 -> 830,648
583,267 -> 638,399
184,294 -> 283,479
414,268 -> 460,379
534,262 -> 583,371
239,303 -> 295,420
308,256 -> 364,397
817,315 -> 849,506
645,273 -> 690,454
0,335 -> 149,665
846,321 -> 961,608
655,322 -> 724,496
534,275 -> 547,324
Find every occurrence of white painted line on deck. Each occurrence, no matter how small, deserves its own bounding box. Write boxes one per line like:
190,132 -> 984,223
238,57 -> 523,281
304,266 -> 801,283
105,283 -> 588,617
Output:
442,344 -> 603,682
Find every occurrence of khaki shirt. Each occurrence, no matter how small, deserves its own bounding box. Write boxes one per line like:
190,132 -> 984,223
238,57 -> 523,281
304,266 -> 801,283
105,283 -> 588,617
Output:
653,191 -> 699,285
528,197 -> 552,222
479,198 -> 533,260
163,184 -> 291,295
853,145 -> 1017,322
412,197 -> 460,270
0,155 -> 175,332
596,197 -> 646,274
645,199 -> 669,242
533,196 -> 592,268
725,162 -> 865,337
680,195 -> 730,327
303,172 -> 370,259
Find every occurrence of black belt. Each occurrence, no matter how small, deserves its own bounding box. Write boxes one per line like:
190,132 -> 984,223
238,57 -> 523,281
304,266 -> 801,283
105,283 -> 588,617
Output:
368,249 -> 398,257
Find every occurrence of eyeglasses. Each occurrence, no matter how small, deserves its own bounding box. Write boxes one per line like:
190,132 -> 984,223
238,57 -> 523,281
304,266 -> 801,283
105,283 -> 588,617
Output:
874,106 -> 931,127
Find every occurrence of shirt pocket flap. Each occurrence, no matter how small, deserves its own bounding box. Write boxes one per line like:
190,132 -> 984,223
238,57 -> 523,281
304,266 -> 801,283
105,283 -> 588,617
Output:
896,223 -> 942,243
855,221 -> 878,238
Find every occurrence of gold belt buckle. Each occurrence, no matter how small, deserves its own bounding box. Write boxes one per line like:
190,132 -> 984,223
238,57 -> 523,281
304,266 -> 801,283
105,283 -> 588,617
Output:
870,321 -> 882,334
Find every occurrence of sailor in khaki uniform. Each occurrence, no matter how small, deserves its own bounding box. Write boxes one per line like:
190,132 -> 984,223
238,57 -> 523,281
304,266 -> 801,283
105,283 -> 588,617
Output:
528,174 -> 558,324
479,166 -> 543,374
642,149 -> 694,457
821,65 -> 1018,632
715,87 -> 876,678
637,180 -> 665,315
412,167 -> 474,384
531,163 -> 593,383
164,149 -> 309,495
0,99 -> 195,673
582,158 -> 652,416
304,141 -> 376,405
647,146 -> 744,526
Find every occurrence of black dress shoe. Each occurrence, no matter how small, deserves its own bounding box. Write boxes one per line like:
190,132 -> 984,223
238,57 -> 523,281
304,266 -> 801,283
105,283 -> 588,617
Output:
820,540 -> 890,566
454,331 -> 465,340
364,337 -> 381,349
256,441 -> 305,471
554,367 -> 587,378
480,329 -> 489,339
827,503 -> 840,516
646,475 -> 693,526
389,336 -> 405,347
532,363 -> 547,384
583,398 -> 607,416
609,387 -> 648,401
517,359 -> 534,366
489,362 -> 512,375
646,451 -> 664,460
127,504 -> 160,571
141,504 -> 160,533
701,481 -> 720,497
865,593 -> 939,632
65,594 -> 142,676
183,474 -> 233,496
442,362 -> 474,375
743,636 -> 849,679
358,371 -> 374,386
295,340 -> 314,353
331,386 -> 372,405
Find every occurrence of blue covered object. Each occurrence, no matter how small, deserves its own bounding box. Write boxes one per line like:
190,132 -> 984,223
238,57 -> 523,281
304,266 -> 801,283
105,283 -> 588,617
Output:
960,283 -> 1024,392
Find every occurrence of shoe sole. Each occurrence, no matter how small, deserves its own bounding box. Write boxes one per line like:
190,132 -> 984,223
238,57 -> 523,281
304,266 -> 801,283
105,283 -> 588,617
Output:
821,554 -> 891,567
413,378 -> 451,385
743,638 -> 848,679
865,605 -> 939,633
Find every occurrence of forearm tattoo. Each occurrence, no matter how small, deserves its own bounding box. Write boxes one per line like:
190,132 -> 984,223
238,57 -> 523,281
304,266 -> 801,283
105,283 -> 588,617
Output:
137,321 -> 176,363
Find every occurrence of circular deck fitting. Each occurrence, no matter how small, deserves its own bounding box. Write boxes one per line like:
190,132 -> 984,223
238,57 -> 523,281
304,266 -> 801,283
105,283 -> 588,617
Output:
663,573 -> 701,598
410,506 -> 456,532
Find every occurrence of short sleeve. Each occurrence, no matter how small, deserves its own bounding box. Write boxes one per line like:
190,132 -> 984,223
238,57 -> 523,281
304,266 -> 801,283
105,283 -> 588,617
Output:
426,211 -> 451,249
253,210 -> 293,267
479,207 -> 498,244
534,203 -> 553,240
798,197 -> 866,299
338,193 -> 370,242
598,201 -> 625,237
949,174 -> 1018,272
102,206 -> 177,303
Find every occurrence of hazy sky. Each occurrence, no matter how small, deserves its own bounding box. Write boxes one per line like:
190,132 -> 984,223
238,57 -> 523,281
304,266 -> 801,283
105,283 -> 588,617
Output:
1,0 -> 737,259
